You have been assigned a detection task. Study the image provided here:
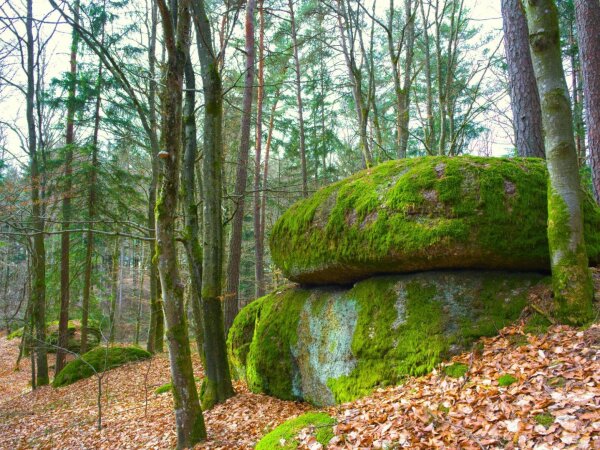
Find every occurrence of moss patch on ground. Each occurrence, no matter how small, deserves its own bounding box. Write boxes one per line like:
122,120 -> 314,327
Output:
53,346 -> 151,387
444,363 -> 469,378
498,374 -> 518,387
255,412 -> 335,450
269,156 -> 600,284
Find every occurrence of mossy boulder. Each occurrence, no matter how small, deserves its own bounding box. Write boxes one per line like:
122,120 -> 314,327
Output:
53,346 -> 151,387
270,156 -> 600,284
229,271 -> 549,406
255,412 -> 335,449
8,320 -> 101,354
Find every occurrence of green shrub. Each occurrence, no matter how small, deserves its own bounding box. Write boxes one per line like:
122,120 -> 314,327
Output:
256,412 -> 335,450
53,346 -> 151,387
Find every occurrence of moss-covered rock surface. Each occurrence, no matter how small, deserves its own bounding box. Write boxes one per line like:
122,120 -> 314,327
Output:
53,346 -> 151,387
255,412 -> 335,449
270,156 -> 600,284
229,271 -> 548,406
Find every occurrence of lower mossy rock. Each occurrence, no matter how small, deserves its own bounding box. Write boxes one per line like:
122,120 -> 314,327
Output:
53,346 -> 151,387
269,156 -> 600,284
228,271 -> 549,406
255,412 -> 336,449
8,320 -> 101,354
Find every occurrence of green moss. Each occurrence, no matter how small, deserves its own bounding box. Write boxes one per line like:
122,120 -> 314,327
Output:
245,289 -> 312,400
227,297 -> 264,379
547,187 -> 595,325
269,156 -> 600,285
233,272 -> 546,405
155,376 -> 201,394
534,412 -> 554,428
255,412 -> 335,450
508,334 -> 529,347
498,374 -> 518,387
53,346 -> 151,387
444,363 -> 469,378
524,313 -> 552,335
155,382 -> 172,394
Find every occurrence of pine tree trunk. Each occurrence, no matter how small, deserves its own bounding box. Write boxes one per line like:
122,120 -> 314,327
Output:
224,0 -> 256,333
108,237 -> 119,344
146,0 -> 162,354
575,0 -> 600,201
191,0 -> 235,410
525,0 -> 593,324
56,0 -> 80,373
253,0 -> 266,298
502,0 -> 545,158
155,0 -> 206,446
81,53 -> 103,354
289,0 -> 308,196
26,0 -> 48,387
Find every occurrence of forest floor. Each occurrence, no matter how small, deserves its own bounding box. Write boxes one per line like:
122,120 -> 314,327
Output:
0,322 -> 598,449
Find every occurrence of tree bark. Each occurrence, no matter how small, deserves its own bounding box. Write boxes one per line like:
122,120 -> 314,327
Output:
155,0 -> 206,446
108,237 -> 119,343
501,0 -> 545,158
289,0 -> 308,196
146,0 -> 162,354
253,0 -> 266,298
81,49 -> 103,354
26,0 -> 48,387
525,0 -> 593,324
182,57 -> 205,360
191,0 -> 235,410
56,0 -> 80,373
224,0 -> 256,333
575,0 -> 600,201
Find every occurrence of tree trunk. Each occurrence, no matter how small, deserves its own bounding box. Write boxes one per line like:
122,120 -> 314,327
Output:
146,0 -> 162,354
155,0 -> 206,447
191,0 -> 235,410
525,0 -> 593,324
182,57 -> 205,360
253,0 -> 266,298
224,0 -> 256,333
289,0 -> 308,196
81,51 -> 103,354
108,237 -> 119,344
575,0 -> 600,201
501,0 -> 545,158
56,0 -> 79,374
26,0 -> 48,387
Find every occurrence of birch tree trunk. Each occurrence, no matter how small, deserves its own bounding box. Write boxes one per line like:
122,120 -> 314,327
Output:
501,0 -> 545,158
525,0 -> 593,324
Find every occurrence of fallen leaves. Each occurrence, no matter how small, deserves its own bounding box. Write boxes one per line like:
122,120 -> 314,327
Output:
324,323 -> 600,450
0,322 -> 598,449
